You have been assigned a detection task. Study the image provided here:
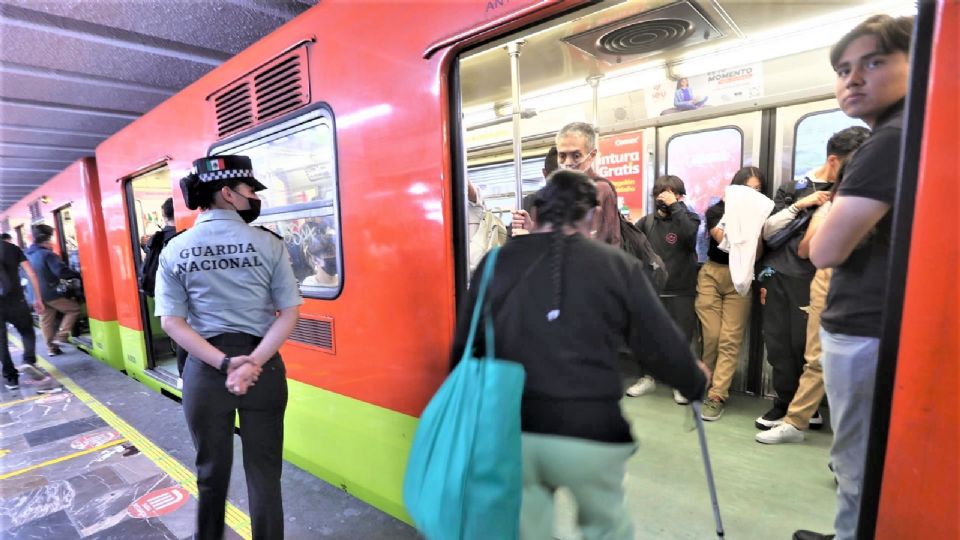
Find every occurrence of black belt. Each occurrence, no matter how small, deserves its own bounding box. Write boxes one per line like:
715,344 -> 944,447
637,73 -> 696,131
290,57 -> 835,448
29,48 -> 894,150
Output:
207,332 -> 263,348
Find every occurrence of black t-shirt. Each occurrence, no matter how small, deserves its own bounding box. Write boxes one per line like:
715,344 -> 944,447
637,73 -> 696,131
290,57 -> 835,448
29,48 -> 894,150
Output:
638,202 -> 701,295
821,104 -> 904,337
705,201 -> 729,265
0,241 -> 26,300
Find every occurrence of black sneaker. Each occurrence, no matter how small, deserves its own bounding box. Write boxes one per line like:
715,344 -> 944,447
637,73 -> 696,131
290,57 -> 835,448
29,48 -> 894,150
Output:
755,407 -> 786,430
48,346 -> 64,356
4,378 -> 19,390
809,411 -> 825,430
793,530 -> 835,540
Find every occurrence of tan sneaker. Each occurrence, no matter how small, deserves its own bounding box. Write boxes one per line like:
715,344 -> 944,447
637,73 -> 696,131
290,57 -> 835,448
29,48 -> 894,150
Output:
701,398 -> 725,421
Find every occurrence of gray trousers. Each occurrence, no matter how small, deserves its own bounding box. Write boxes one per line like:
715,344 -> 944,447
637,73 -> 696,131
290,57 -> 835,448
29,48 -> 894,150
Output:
182,337 -> 287,540
820,329 -> 879,540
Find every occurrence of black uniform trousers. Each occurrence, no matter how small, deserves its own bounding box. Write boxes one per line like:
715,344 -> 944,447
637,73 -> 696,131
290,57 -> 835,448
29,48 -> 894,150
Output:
1,295 -> 36,382
181,333 -> 287,540
761,271 -> 812,411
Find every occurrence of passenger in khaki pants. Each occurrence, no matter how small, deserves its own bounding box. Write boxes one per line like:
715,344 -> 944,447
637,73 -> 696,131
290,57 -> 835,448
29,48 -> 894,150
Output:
697,168 -> 765,421
24,224 -> 82,356
757,202 -> 835,443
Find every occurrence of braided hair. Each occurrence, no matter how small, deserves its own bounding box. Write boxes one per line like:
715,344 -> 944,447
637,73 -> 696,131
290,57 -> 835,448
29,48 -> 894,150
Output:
532,170 -> 599,321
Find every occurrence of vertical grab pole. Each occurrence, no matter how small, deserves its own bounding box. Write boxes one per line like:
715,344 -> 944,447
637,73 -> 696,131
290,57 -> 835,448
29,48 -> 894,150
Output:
587,75 -> 603,127
507,41 -> 525,211
692,400 -> 725,538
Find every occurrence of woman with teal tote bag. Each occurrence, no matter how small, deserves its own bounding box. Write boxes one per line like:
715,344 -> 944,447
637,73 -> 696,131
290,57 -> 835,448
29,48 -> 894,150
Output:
407,170 -> 708,539
403,246 -> 526,540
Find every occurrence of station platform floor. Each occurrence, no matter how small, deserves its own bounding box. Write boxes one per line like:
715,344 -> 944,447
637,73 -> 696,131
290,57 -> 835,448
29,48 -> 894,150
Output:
1,335 -> 837,539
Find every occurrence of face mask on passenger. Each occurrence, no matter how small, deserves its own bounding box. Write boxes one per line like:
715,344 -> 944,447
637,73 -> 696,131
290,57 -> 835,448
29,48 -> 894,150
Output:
229,189 -> 262,224
655,200 -> 670,212
322,257 -> 337,276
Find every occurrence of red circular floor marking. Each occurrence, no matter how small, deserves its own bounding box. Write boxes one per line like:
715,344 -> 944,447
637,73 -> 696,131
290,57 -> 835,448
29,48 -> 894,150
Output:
127,486 -> 190,518
70,429 -> 120,450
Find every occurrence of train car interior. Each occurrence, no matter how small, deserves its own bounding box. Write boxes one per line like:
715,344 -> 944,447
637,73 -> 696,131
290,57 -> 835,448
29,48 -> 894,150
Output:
124,165 -> 180,382
453,0 -> 912,536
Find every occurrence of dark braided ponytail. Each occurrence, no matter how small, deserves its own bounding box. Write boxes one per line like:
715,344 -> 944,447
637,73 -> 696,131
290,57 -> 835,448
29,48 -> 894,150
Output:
533,170 -> 598,321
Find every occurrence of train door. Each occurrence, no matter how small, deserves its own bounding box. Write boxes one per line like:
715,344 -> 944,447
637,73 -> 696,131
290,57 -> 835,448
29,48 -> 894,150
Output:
14,224 -> 25,249
656,112 -> 763,394
123,166 -> 179,385
52,205 -> 92,349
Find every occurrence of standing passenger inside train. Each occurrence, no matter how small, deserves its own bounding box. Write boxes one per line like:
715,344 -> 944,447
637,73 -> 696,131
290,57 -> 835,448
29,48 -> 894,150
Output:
25,224 -> 82,356
797,14 -> 914,540
754,127 -> 869,434
450,170 -> 708,540
696,167 -> 766,421
155,155 -> 302,540
629,175 -> 701,402
755,126 -> 869,444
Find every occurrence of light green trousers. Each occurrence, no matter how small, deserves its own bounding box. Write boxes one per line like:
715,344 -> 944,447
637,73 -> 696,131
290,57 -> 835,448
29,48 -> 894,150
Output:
520,433 -> 636,540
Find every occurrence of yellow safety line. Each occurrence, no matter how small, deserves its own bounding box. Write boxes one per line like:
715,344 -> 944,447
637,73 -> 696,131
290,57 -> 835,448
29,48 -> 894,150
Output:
6,337 -> 253,539
0,438 -> 127,480
0,394 -> 45,409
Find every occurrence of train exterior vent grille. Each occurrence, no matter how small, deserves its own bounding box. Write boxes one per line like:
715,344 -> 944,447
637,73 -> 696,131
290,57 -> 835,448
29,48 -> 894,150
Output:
212,82 -> 254,138
563,0 -> 721,64
208,45 -> 310,140
288,315 -> 334,354
29,200 -> 42,222
253,48 -> 309,123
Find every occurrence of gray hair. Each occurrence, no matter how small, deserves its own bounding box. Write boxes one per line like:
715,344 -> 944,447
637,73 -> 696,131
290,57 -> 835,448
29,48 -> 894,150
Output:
556,122 -> 598,152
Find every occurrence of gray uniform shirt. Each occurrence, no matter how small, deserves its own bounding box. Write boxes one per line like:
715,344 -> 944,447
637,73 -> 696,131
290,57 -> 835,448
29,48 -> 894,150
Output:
154,209 -> 303,338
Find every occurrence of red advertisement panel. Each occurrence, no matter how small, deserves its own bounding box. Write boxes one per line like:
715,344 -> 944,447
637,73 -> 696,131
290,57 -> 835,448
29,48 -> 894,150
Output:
597,131 -> 645,222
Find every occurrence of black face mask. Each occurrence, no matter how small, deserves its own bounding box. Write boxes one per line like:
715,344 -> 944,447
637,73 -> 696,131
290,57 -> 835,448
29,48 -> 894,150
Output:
655,200 -> 670,213
230,190 -> 262,224
322,257 -> 337,276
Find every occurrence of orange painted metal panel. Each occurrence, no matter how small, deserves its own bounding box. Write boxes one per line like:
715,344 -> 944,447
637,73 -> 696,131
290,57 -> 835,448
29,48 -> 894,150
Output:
876,2 -> 960,537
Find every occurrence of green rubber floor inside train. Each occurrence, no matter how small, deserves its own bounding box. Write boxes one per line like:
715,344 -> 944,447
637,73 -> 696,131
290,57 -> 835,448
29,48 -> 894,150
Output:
553,386 -> 836,540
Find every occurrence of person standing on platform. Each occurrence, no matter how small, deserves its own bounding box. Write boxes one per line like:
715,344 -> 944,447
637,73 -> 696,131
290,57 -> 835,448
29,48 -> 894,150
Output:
795,14 -> 914,540
1,236 -> 47,390
155,155 -> 302,540
25,224 -> 82,356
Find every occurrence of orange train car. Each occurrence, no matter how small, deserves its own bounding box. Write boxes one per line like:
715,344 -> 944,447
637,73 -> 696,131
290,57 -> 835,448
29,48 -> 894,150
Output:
0,158 -> 121,369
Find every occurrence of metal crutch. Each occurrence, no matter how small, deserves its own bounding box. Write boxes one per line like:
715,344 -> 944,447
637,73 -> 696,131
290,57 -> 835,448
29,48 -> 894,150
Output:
691,400 -> 726,539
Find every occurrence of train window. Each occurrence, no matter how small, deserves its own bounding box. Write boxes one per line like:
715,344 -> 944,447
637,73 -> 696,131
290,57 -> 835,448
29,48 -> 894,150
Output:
53,206 -> 80,272
211,109 -> 342,299
665,127 -> 744,262
793,109 -> 868,178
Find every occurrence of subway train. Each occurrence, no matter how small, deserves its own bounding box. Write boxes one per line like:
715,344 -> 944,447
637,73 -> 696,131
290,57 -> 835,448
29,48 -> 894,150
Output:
0,1 -> 955,537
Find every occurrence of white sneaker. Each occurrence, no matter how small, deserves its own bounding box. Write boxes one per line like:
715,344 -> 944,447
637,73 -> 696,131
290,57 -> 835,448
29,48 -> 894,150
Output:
673,389 -> 689,405
755,422 -> 805,444
625,376 -> 656,397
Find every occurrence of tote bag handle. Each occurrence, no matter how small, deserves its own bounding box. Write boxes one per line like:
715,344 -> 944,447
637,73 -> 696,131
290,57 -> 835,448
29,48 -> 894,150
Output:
461,247 -> 500,363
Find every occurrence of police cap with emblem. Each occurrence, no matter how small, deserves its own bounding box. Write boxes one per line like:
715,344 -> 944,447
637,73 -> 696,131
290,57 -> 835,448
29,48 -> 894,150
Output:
180,155 -> 267,210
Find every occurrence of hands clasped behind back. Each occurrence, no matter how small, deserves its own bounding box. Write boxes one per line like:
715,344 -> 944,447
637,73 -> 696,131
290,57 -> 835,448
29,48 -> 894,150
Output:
226,355 -> 262,395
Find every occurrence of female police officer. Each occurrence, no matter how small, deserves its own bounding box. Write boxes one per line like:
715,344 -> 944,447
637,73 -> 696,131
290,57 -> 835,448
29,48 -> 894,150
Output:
154,155 -> 302,540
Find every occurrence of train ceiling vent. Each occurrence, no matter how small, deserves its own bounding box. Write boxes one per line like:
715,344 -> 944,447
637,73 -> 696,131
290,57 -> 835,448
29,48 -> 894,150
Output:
209,45 -> 311,139
289,314 -> 335,354
563,1 -> 721,64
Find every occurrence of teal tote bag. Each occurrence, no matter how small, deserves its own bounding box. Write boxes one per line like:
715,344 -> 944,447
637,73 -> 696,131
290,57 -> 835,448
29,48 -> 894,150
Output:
403,248 -> 526,540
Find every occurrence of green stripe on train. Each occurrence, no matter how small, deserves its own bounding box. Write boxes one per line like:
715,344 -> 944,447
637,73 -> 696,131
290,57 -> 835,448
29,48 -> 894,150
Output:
86,319 -> 123,371
116,324 -> 417,524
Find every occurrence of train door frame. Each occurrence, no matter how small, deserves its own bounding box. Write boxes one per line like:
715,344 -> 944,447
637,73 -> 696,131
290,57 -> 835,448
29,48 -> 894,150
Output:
14,224 -> 25,249
51,203 -> 91,349
122,166 -> 180,388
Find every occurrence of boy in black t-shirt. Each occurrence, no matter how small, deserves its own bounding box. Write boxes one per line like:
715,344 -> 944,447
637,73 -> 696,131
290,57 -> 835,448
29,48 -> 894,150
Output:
794,14 -> 914,540
0,240 -> 47,390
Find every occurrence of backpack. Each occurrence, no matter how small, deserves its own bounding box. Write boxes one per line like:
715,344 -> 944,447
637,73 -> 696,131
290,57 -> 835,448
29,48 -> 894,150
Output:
619,216 -> 669,293
763,179 -> 817,251
139,230 -> 179,296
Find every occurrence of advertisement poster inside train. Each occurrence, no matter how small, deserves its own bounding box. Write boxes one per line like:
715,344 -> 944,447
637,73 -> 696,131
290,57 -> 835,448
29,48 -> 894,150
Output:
644,63 -> 763,117
597,130 -> 644,222
665,128 -> 743,262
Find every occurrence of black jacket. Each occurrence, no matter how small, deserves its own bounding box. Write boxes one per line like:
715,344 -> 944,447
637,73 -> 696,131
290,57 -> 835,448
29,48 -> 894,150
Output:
637,202 -> 700,295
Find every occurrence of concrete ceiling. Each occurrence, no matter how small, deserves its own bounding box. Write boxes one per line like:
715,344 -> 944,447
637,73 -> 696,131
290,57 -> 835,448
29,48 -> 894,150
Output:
0,0 -> 317,212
